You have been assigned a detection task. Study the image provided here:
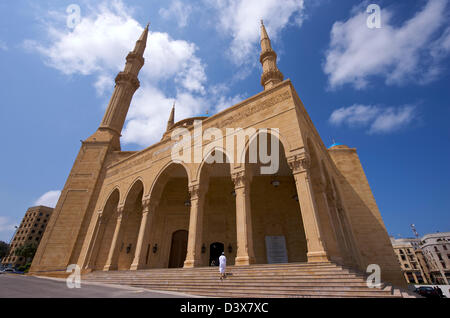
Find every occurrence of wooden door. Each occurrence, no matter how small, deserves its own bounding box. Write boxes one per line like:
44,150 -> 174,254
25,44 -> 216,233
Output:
168,230 -> 188,268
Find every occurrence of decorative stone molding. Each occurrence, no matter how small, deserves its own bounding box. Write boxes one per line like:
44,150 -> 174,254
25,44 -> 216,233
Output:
188,184 -> 200,201
116,205 -> 125,220
126,52 -> 145,67
115,72 -> 140,91
231,171 -> 247,190
287,154 -> 311,175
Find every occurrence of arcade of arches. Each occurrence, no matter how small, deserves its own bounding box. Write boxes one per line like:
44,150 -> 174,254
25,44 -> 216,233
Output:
86,133 -> 360,271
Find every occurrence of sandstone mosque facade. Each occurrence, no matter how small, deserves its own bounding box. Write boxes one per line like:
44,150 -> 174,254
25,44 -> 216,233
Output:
29,23 -> 405,287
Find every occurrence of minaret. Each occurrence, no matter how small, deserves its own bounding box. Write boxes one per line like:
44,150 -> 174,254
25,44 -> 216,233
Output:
166,102 -> 175,131
96,23 -> 150,149
260,20 -> 284,90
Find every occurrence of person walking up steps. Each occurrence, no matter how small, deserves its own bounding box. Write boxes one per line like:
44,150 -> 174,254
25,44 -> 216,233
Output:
219,252 -> 227,280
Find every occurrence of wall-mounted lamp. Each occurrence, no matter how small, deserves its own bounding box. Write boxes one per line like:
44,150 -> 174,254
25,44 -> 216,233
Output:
184,199 -> 191,207
231,190 -> 236,197
228,243 -> 233,253
201,244 -> 206,254
126,244 -> 132,254
271,180 -> 281,188
292,194 -> 299,202
152,244 -> 158,254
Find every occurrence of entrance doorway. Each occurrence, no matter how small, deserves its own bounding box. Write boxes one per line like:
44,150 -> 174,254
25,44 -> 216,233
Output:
209,242 -> 224,266
168,230 -> 188,268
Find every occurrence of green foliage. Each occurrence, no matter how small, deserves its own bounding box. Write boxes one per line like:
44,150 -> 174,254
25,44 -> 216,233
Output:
17,263 -> 32,273
0,241 -> 9,259
14,243 -> 37,261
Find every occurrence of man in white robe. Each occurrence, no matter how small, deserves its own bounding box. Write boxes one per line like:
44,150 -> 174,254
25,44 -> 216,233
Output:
219,252 -> 226,280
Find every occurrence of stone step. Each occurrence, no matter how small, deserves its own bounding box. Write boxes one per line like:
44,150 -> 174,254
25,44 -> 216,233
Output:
128,286 -> 398,298
85,263 -> 339,274
84,277 -> 372,286
84,268 -> 357,278
81,262 -> 409,298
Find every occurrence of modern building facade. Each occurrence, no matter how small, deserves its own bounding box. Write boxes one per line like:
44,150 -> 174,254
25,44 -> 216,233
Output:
1,206 -> 53,268
29,23 -> 405,287
391,238 -> 430,285
420,232 -> 450,285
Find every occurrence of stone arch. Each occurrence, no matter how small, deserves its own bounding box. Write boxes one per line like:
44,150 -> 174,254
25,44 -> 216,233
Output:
198,148 -> 236,266
121,177 -> 145,205
238,128 -> 292,170
306,138 -> 342,263
91,189 -> 120,270
195,146 -> 233,183
117,179 -> 144,270
246,131 -> 308,264
146,162 -> 191,269
148,161 -> 191,199
331,177 -> 360,267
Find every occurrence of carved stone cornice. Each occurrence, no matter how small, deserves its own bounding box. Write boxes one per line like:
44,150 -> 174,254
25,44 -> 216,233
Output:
287,154 -> 311,175
115,72 -> 140,91
126,52 -> 145,67
261,69 -> 284,87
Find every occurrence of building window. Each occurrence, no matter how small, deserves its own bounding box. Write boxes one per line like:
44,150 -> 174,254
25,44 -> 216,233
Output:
444,245 -> 448,251
401,255 -> 406,261
434,246 -> 439,252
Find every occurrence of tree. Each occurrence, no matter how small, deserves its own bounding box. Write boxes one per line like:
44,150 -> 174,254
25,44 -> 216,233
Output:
14,243 -> 37,263
0,241 -> 9,259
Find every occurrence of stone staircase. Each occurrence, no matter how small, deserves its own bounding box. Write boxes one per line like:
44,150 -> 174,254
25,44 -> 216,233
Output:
82,262 -> 415,298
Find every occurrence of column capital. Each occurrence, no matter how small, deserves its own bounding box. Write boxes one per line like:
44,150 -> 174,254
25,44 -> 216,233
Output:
188,183 -> 201,201
116,205 -> 125,220
231,170 -> 251,189
142,198 -> 158,214
287,153 -> 310,175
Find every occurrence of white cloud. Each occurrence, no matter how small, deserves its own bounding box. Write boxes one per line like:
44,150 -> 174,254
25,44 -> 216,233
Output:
0,217 -> 15,235
24,0 -> 212,147
159,0 -> 193,28
329,104 -> 416,134
329,104 -> 380,127
0,40 -> 8,51
324,0 -> 450,89
205,0 -> 305,65
369,106 -> 416,134
35,190 -> 61,208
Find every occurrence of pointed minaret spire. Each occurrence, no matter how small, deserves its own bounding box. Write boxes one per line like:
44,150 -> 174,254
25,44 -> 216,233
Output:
260,20 -> 284,90
132,22 -> 150,56
166,101 -> 175,131
98,23 -> 150,149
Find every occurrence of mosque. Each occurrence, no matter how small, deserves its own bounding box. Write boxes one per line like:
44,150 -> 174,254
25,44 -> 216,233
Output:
29,22 -> 404,287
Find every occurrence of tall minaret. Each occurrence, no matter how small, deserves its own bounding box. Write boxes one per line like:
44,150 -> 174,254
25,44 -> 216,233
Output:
260,20 -> 284,90
166,102 -> 175,131
96,23 -> 150,148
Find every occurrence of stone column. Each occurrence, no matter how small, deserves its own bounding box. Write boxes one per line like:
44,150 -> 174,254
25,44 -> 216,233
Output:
288,154 -> 329,263
232,170 -> 256,266
103,205 -> 125,271
130,198 -> 156,270
84,211 -> 103,269
315,181 -> 343,263
184,183 -> 206,268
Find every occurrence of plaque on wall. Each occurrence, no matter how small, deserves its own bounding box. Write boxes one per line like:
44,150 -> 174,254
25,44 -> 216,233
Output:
265,236 -> 288,264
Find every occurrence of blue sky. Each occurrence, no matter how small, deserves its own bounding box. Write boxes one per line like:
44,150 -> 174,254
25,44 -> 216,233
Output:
1,0 -> 449,242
